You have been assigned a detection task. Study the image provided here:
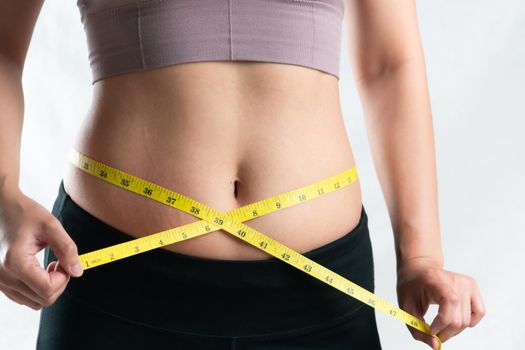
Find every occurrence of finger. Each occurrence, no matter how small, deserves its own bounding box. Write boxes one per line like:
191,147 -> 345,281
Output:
411,324 -> 438,349
462,295 -> 472,330
429,336 -> 440,350
1,261 -> 68,306
1,265 -> 50,305
46,260 -> 58,273
429,290 -> 458,336
402,300 -> 435,348
39,218 -> 83,277
469,281 -> 486,327
4,246 -> 70,303
29,262 -> 70,307
2,287 -> 42,311
435,296 -> 464,343
439,296 -> 471,342
46,260 -> 71,300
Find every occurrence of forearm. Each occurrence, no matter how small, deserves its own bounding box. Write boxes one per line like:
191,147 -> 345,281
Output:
0,54 -> 24,199
355,60 -> 444,271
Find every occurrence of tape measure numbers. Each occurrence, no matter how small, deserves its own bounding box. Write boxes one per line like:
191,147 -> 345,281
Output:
67,147 -> 442,349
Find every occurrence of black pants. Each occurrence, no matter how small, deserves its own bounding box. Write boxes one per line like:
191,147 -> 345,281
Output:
36,180 -> 382,349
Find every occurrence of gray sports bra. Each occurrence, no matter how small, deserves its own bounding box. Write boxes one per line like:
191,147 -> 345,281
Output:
76,0 -> 345,84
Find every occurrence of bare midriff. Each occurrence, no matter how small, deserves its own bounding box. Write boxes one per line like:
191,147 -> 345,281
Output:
63,61 -> 363,261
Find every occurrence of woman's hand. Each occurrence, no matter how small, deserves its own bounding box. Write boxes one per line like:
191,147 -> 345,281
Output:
396,257 -> 486,349
0,188 -> 83,310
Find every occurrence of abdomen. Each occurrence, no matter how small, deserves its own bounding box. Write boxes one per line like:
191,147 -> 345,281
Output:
63,61 -> 363,260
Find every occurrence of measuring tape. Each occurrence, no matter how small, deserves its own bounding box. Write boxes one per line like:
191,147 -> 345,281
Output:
67,146 -> 442,349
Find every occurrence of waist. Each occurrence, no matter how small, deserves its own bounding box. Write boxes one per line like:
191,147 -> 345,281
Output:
63,83 -> 361,260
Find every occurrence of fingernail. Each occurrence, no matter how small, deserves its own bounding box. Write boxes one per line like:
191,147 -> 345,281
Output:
71,263 -> 83,277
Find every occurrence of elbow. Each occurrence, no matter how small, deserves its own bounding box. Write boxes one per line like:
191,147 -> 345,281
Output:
353,57 -> 417,87
0,53 -> 24,79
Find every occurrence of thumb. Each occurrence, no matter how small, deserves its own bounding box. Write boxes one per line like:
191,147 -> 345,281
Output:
43,219 -> 83,277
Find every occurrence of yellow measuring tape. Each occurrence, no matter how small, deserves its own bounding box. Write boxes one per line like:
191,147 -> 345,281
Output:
67,146 -> 442,349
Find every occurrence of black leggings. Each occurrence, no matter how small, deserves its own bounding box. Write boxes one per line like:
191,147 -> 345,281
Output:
36,180 -> 382,349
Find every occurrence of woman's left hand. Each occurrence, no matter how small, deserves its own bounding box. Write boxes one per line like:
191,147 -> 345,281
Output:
395,258 -> 486,349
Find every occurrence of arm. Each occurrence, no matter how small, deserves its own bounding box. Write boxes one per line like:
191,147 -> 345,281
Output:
0,0 -> 83,312
0,0 -> 44,195
344,0 -> 443,271
344,0 -> 485,348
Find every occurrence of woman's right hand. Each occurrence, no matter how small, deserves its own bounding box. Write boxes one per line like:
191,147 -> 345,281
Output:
0,188 -> 83,310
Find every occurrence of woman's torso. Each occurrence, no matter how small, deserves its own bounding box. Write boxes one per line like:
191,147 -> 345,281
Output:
63,60 -> 363,260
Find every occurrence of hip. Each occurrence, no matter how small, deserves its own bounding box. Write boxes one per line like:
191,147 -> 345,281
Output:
44,180 -> 376,338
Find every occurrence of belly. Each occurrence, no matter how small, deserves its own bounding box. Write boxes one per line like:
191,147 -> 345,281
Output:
63,61 -> 363,260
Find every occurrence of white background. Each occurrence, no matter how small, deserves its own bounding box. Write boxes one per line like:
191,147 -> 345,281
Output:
1,1 -> 524,349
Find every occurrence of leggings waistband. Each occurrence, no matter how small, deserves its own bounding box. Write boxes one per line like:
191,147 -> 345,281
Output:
46,179 -> 376,338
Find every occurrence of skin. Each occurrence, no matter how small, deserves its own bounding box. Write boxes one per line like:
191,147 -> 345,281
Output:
0,0 -> 485,348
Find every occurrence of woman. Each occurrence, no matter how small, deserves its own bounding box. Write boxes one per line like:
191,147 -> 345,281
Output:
0,0 -> 485,349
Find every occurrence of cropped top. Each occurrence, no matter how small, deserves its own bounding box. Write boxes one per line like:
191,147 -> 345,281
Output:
76,0 -> 345,84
